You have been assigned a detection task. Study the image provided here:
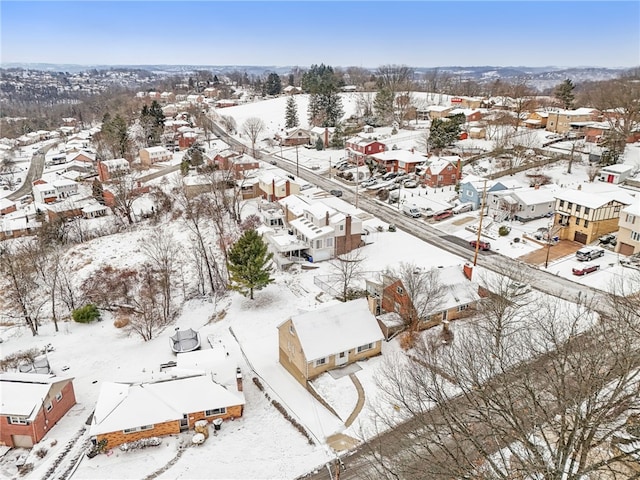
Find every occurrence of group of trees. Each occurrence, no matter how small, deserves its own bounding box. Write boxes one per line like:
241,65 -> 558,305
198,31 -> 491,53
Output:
302,64 -> 344,127
138,100 -> 165,147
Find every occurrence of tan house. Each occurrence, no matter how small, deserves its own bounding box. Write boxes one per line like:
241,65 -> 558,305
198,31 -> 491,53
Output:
554,188 -> 634,244
89,373 -> 245,449
278,299 -> 384,386
139,146 -> 172,166
258,172 -> 301,201
615,198 -> 640,256
524,111 -> 549,129
546,108 -> 600,134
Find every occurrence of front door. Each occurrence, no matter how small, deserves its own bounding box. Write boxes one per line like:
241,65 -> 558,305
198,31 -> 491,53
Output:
180,414 -> 189,431
336,351 -> 349,367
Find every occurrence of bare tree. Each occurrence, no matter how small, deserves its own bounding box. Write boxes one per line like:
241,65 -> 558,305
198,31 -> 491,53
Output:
143,227 -> 180,324
108,170 -> 142,225
365,289 -> 640,480
218,114 -> 237,134
330,249 -> 365,301
242,117 -> 265,158
126,264 -> 166,341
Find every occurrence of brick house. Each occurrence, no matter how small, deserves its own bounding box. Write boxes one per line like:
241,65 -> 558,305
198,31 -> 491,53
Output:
546,108 -> 600,134
448,108 -> 483,123
214,151 -> 260,179
554,188 -> 634,244
369,149 -> 427,174
422,157 -> 461,188
89,373 -> 245,449
277,299 -> 384,386
139,146 -> 172,166
366,265 -> 480,338
615,198 -> 640,256
97,158 -> 130,182
0,373 -> 76,448
258,173 -> 301,201
345,137 -> 386,165
275,127 -> 311,147
0,198 -> 17,216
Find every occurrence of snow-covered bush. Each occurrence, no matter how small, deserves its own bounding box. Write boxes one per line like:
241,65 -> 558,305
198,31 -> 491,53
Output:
119,437 -> 162,452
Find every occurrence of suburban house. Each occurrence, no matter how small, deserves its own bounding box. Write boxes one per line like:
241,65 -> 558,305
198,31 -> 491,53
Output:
424,105 -> 453,119
450,96 -> 483,109
365,265 -> 480,338
258,172 -> 301,201
283,85 -> 303,95
448,108 -> 483,122
89,373 -> 245,449
345,137 -> 386,165
615,197 -> 640,256
0,373 -> 76,448
487,185 -> 558,222
214,151 -> 260,179
32,182 -> 58,204
369,149 -> 427,174
546,108 -> 600,135
97,158 -> 130,182
52,178 -> 79,198
524,111 -> 549,129
139,146 -> 172,166
598,164 -> 635,184
277,299 -> 384,386
459,178 -> 509,210
0,198 -> 17,216
468,126 -> 487,139
553,188 -> 634,244
275,127 -> 311,146
309,126 -> 334,148
421,157 -> 461,188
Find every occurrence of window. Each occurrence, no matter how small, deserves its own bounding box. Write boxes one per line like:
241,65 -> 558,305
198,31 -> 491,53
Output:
8,416 -> 28,425
357,343 -> 374,353
339,225 -> 344,231
575,218 -> 580,226
567,202 -> 573,210
46,402 -> 53,412
205,407 -> 227,416
584,207 -> 590,216
123,425 -> 153,434
457,304 -> 469,312
396,286 -> 404,295
584,220 -> 589,228
315,357 -> 326,367
632,231 -> 640,242
289,324 -> 295,335
559,200 -> 565,208
615,206 -> 621,213
316,240 -> 322,249
326,238 -> 334,247
55,391 -> 63,402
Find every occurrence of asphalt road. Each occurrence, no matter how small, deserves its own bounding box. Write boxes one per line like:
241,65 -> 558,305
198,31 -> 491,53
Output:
7,147 -> 47,201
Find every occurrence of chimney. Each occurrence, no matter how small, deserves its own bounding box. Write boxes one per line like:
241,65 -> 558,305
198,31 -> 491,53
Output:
463,262 -> 473,281
285,180 -> 290,197
271,179 -> 276,201
324,128 -> 329,148
325,211 -> 330,226
345,215 -> 352,251
457,158 -> 462,180
236,367 -> 243,392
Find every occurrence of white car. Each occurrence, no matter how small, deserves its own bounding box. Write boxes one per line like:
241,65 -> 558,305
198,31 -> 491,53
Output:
507,282 -> 532,297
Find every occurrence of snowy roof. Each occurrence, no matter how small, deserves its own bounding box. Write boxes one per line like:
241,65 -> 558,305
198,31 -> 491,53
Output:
0,198 -> 15,210
622,197 -> 640,216
141,146 -> 171,154
371,150 -> 426,164
286,299 -> 384,361
437,266 -> 481,312
511,186 -> 559,206
600,164 -> 634,174
81,202 -> 108,214
289,217 -> 334,240
33,183 -> 56,193
310,126 -> 335,135
304,202 -> 336,220
100,158 -> 130,169
177,343 -> 239,389
52,178 -> 78,188
90,374 -> 245,436
426,105 -> 452,112
555,189 -> 634,209
0,373 -> 74,420
427,159 -> 455,175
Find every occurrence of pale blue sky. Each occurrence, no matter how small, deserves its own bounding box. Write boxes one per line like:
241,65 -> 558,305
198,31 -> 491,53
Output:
1,1 -> 638,68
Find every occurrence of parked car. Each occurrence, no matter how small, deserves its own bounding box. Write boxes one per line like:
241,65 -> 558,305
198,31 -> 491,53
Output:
506,282 -> 531,296
330,189 -> 343,197
402,204 -> 421,218
433,210 -> 453,221
403,180 -> 418,188
470,240 -> 491,251
572,264 -> 600,276
453,203 -> 473,214
598,234 -> 616,244
575,247 -> 605,261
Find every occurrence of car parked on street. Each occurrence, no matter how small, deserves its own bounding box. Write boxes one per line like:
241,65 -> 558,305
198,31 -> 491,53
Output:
470,240 -> 491,251
329,189 -> 343,197
433,210 -> 453,221
572,264 -> 600,276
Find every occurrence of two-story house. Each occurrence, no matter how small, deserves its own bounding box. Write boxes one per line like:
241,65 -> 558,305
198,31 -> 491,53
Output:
97,158 -> 130,182
553,188 -> 634,244
487,185 -> 558,222
32,181 -> 57,204
258,172 -> 301,201
546,108 -> 600,135
345,137 -> 386,166
615,198 -> 640,256
369,149 -> 427,174
277,299 -> 384,386
458,178 -> 509,210
421,157 -> 461,188
139,146 -> 173,166
275,127 -> 311,147
52,178 -> 78,199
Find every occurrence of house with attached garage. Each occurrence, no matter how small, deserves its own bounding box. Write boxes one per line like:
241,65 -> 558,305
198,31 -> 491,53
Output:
553,187 -> 634,244
0,373 -> 76,448
277,299 -> 384,386
89,373 -> 245,449
615,197 -> 640,256
369,149 -> 427,174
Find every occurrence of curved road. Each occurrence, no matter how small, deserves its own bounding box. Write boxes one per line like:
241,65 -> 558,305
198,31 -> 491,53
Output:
8,144 -> 53,201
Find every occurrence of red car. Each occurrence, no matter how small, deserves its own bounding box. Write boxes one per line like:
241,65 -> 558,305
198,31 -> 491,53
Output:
572,264 -> 600,276
470,240 -> 491,251
433,210 -> 453,221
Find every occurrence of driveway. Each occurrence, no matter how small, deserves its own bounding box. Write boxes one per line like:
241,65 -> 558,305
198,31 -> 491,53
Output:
517,239 -> 583,266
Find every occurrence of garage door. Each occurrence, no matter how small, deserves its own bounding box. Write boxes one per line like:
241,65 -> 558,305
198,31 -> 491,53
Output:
11,434 -> 33,448
619,242 -> 635,256
574,232 -> 588,244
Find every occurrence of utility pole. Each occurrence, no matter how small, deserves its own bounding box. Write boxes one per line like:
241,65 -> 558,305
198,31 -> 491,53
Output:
473,179 -> 488,266
295,144 -> 299,176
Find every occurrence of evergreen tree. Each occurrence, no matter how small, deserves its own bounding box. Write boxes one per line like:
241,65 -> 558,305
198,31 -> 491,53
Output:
139,100 -> 165,147
302,64 -> 343,127
288,73 -> 295,86
265,73 -> 282,96
92,179 -> 105,205
285,96 -> 299,128
555,79 -> 575,109
227,230 -> 274,300
330,123 -> 345,149
101,113 -> 129,159
429,117 -> 463,151
213,75 -> 220,85
374,86 -> 395,125
315,137 -> 324,150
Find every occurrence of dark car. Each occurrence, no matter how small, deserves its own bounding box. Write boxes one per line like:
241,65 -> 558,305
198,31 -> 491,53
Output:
330,189 -> 343,197
470,240 -> 491,251
572,264 -> 600,276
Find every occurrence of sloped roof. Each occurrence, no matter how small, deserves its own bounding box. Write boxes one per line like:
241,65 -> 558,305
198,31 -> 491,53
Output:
555,189 -> 634,209
286,298 -> 384,361
0,373 -> 74,420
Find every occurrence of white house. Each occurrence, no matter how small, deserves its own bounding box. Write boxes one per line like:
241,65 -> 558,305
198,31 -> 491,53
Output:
52,179 -> 79,199
32,182 -> 57,204
139,146 -> 173,166
599,164 -> 635,184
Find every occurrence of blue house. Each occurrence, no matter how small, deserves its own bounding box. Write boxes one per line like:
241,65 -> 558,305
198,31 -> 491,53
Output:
459,179 -> 508,210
